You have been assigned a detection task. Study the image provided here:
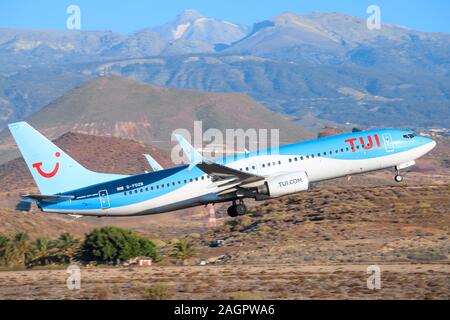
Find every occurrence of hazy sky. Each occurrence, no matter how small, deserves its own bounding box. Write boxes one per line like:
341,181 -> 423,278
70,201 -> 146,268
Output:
1,0 -> 449,34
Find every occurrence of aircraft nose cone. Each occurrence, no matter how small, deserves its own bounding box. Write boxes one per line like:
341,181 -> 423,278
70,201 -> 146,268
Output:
429,140 -> 437,150
423,138 -> 436,153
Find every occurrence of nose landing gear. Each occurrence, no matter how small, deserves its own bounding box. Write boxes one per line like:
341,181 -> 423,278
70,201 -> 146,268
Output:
227,199 -> 248,217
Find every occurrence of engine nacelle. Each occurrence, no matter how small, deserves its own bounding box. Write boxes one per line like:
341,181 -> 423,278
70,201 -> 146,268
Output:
258,171 -> 309,198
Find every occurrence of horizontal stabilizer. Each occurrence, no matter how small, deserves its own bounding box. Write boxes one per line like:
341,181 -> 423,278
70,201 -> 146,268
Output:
21,194 -> 75,202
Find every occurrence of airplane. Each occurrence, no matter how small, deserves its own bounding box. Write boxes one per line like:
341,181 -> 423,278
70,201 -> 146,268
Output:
8,121 -> 436,218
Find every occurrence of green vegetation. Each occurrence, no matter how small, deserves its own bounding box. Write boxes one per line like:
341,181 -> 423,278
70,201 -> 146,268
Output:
81,226 -> 159,263
0,227 -> 162,268
0,231 -> 81,268
170,239 -> 196,263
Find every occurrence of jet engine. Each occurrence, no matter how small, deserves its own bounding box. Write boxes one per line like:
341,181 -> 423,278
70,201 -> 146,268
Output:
257,171 -> 309,198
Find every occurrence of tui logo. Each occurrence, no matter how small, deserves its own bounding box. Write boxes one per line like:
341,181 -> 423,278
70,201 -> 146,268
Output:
32,152 -> 61,178
345,134 -> 381,152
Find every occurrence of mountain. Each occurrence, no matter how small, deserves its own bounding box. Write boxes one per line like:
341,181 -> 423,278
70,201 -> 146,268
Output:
0,29 -> 126,72
0,11 -> 449,132
153,9 -> 249,48
223,12 -> 450,72
0,75 -> 312,164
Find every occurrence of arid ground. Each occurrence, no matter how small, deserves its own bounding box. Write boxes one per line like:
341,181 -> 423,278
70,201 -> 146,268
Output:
0,136 -> 448,300
0,264 -> 448,300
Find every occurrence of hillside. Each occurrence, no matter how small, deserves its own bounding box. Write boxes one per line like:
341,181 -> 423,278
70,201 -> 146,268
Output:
0,208 -> 92,239
0,75 -> 312,164
201,183 -> 450,266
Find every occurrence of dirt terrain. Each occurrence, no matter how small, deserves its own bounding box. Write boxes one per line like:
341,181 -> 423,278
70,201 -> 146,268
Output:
0,264 -> 448,300
0,180 -> 448,300
0,135 -> 448,300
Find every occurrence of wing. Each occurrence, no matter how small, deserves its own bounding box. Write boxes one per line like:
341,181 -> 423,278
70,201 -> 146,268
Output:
197,162 -> 265,196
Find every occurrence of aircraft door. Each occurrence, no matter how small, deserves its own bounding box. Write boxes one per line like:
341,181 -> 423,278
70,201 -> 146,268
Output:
98,190 -> 110,209
382,133 -> 395,153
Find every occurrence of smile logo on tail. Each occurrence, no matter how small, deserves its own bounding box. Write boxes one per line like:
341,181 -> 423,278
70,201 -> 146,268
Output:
32,152 -> 61,178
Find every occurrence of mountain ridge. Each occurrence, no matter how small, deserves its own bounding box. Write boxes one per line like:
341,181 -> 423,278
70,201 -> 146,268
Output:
0,11 -> 448,131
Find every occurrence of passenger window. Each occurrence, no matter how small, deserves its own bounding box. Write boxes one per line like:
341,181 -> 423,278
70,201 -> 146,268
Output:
245,167 -> 249,171
311,154 -> 314,158
134,189 -> 138,194
252,165 -> 256,170
317,153 -> 320,157
306,155 -> 309,159
278,161 -> 281,165
151,186 -> 154,190
201,176 -> 204,180
288,159 -> 292,163
124,192 -> 127,196
341,148 -> 344,152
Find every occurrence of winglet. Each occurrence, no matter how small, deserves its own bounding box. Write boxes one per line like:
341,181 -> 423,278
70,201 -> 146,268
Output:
174,134 -> 204,170
144,154 -> 164,172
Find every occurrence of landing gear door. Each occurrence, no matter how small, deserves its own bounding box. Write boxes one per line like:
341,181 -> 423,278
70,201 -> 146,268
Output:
382,133 -> 395,153
98,190 -> 110,209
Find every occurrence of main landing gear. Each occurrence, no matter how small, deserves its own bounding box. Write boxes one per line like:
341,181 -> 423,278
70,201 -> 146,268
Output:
394,166 -> 403,183
227,199 -> 248,217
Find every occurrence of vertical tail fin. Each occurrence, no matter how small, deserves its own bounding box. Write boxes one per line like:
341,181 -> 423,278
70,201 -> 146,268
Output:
8,122 -> 127,195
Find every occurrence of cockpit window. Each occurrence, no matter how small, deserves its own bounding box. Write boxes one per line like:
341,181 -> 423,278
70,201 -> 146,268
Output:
402,133 -> 416,139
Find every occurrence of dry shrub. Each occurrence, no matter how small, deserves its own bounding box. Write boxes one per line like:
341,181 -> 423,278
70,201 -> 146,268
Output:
142,284 -> 174,300
92,286 -> 112,300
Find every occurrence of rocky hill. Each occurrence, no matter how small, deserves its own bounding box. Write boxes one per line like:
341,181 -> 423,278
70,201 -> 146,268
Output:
0,75 -> 312,164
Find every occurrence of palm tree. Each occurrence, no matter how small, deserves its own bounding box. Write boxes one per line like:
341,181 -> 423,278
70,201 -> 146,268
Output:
12,232 -> 32,266
32,237 -> 50,265
0,235 -> 14,266
55,233 -> 80,263
171,240 -> 195,264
